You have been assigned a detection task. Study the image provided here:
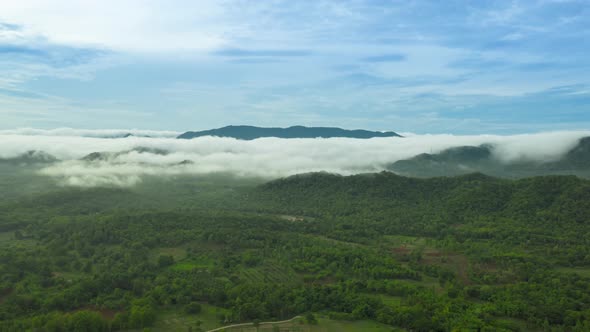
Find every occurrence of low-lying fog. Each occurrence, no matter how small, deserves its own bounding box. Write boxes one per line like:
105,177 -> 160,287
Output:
1,128 -> 588,187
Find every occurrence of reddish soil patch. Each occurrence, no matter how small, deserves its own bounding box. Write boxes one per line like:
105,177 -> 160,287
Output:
74,306 -> 122,319
421,250 -> 473,285
451,255 -> 471,285
0,288 -> 13,304
306,276 -> 337,285
95,308 -> 120,320
392,245 -> 411,255
480,261 -> 498,272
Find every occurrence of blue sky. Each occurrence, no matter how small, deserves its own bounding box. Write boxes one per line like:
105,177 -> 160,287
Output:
0,0 -> 589,134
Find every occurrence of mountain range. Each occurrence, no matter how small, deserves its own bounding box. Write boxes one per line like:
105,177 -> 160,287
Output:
177,125 -> 401,140
81,147 -> 169,162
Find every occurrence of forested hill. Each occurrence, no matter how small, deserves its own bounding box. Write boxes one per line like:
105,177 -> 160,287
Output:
388,136 -> 590,178
259,171 -> 590,210
177,125 -> 401,140
257,172 -> 590,235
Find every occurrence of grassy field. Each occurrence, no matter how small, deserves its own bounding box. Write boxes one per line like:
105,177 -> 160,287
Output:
376,294 -> 403,307
556,267 -> 590,278
493,317 -> 536,331
0,231 -> 36,248
145,304 -> 228,332
202,315 -> 399,332
128,310 -> 399,332
311,317 -> 403,332
153,247 -> 188,262
0,231 -> 14,244
239,262 -> 300,285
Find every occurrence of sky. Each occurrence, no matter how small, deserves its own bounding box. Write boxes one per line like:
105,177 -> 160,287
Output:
0,0 -> 589,134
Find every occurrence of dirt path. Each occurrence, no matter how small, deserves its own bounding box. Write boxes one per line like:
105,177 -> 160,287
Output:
205,316 -> 302,332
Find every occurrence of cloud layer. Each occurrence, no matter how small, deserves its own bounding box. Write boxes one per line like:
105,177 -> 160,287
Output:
1,130 -> 588,187
0,128 -> 180,138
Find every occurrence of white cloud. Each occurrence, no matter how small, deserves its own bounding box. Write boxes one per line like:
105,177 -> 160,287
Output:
501,32 -> 525,41
0,128 -> 180,138
0,0 -> 227,52
0,130 -> 588,187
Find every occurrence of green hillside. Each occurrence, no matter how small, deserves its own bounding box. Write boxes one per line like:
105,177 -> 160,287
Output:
1,172 -> 590,331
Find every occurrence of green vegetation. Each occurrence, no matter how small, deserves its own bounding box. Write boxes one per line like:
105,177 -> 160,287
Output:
1,170 -> 590,331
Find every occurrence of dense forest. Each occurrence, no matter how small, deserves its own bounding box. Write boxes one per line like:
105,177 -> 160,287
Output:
1,171 -> 590,331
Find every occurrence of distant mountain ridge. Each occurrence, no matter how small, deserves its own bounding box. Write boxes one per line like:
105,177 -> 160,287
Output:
0,151 -> 59,165
80,147 -> 170,162
177,125 -> 402,140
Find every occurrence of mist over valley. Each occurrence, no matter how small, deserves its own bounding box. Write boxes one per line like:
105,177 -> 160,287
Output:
2,127 -> 589,188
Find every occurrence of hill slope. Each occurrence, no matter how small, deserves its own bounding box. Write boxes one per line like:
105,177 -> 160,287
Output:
257,171 -> 590,230
388,136 -> 590,178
